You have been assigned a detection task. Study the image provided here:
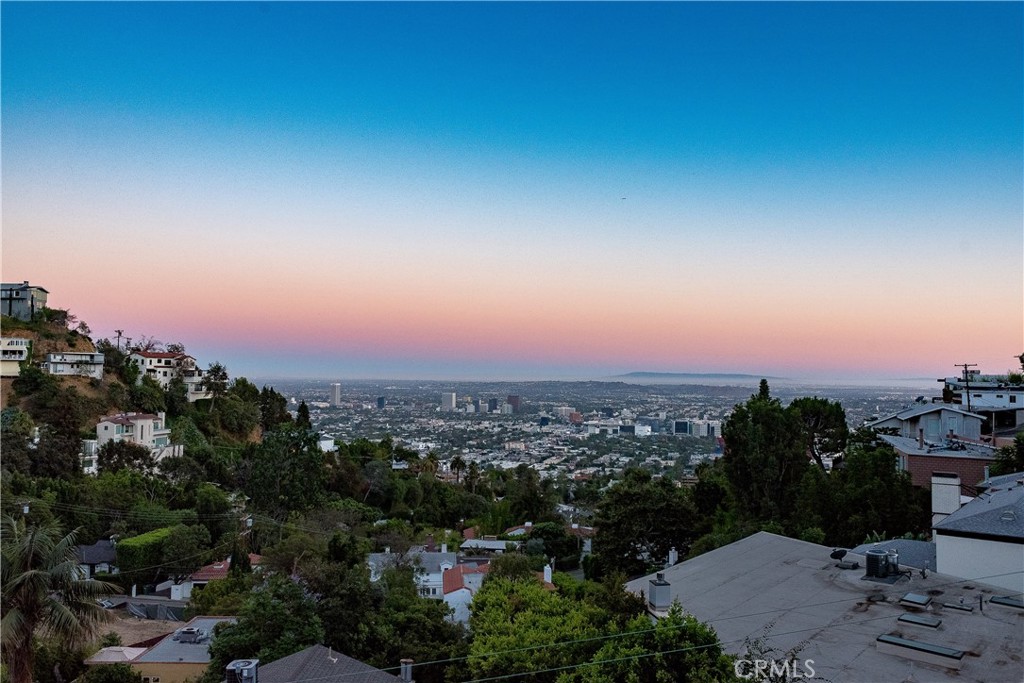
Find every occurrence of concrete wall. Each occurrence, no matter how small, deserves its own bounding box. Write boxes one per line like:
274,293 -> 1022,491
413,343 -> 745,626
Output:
934,533 -> 1024,594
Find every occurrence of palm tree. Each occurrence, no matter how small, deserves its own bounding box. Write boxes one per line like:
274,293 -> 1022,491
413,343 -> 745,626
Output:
450,455 -> 466,484
1,516 -> 121,683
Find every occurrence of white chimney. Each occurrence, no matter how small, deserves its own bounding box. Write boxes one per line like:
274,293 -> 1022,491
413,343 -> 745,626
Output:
667,547 -> 678,566
399,659 -> 414,683
441,543 -> 447,554
931,472 -> 962,526
543,563 -> 552,584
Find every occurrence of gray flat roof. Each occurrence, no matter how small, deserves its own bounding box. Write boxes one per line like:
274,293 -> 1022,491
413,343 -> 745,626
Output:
880,434 -> 998,461
135,616 -> 235,664
625,532 -> 1022,683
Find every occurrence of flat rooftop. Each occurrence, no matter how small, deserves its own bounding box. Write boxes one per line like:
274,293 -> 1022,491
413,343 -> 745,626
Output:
135,616 -> 236,664
626,532 -> 1022,683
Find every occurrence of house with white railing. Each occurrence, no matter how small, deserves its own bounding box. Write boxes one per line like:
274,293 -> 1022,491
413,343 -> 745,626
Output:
129,351 -> 212,402
0,337 -> 31,377
95,411 -> 183,463
43,351 -> 105,380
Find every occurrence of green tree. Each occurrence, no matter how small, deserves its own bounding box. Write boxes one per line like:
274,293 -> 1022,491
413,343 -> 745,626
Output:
722,386 -> 808,523
80,663 -> 143,683
258,386 -> 292,432
161,524 -> 212,581
563,602 -> 738,683
202,574 -> 325,681
593,469 -> 696,577
97,440 -> 154,474
789,397 -> 849,472
128,375 -> 166,414
203,362 -> 229,413
1,517 -> 120,683
450,454 -> 466,483
245,426 -> 326,517
991,432 -> 1024,476
295,401 -> 312,430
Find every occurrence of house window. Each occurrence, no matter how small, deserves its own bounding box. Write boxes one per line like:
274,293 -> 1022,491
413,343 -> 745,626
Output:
1011,396 -> 1018,404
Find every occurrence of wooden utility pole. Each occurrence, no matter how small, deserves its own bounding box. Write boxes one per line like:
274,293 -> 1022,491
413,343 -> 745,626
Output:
955,363 -> 977,412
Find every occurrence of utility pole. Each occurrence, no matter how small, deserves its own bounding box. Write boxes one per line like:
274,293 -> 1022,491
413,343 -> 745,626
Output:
114,329 -> 124,351
955,363 -> 977,412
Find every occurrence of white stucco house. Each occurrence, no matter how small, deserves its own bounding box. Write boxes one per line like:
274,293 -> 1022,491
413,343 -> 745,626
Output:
95,411 -> 183,463
130,351 -> 212,402
368,547 -> 456,599
0,337 -> 31,377
43,351 -> 105,380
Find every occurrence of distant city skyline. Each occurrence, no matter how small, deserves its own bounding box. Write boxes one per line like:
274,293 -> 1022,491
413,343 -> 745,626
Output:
3,3 -> 1021,382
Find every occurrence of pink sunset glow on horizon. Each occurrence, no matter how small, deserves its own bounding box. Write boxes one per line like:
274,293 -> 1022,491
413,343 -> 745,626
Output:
3,3 -> 1021,382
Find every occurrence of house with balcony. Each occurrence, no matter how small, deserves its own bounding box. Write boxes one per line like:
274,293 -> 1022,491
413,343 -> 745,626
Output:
938,369 -> 1024,444
0,337 -> 31,377
130,351 -> 212,402
368,546 -> 456,598
1,281 -> 49,321
96,411 -> 183,462
43,351 -> 105,380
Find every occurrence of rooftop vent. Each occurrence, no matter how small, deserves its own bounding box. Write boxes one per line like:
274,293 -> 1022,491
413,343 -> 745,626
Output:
226,659 -> 259,683
649,572 -> 671,611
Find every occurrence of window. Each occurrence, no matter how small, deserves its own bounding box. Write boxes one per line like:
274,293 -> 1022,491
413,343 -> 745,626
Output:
1011,396 -> 1018,404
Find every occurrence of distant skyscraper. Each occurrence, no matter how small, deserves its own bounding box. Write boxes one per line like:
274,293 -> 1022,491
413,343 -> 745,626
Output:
377,396 -> 386,409
330,383 -> 342,406
507,395 -> 521,413
442,392 -> 457,411
487,398 -> 499,413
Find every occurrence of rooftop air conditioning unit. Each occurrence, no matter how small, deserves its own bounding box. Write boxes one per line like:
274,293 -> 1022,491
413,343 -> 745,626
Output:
226,659 -> 259,683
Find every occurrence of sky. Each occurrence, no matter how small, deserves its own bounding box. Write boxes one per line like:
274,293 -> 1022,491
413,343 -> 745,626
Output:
2,2 -> 1022,382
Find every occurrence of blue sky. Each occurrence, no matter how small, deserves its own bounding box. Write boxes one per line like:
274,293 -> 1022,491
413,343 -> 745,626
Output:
3,2 -> 1021,381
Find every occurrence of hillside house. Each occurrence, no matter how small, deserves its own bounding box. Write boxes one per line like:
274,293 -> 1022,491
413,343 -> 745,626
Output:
0,337 -> 31,377
43,351 -> 105,380
130,351 -> 212,402
96,411 -> 183,462
1,281 -> 49,321
368,547 -> 455,598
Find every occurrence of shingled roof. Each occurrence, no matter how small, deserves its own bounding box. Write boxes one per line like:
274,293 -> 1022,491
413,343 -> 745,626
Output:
257,644 -> 399,683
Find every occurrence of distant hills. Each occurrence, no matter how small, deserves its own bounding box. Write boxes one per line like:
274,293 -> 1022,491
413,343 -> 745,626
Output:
613,372 -> 783,381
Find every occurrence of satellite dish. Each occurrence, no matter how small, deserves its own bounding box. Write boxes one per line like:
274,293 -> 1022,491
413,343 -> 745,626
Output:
830,548 -> 847,560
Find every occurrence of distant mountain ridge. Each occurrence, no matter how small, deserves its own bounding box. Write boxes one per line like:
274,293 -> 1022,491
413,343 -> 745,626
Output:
614,371 -> 784,380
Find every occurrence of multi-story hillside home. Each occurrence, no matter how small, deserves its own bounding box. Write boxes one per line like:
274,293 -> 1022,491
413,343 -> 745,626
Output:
0,337 -> 31,377
130,351 -> 212,402
1,281 -> 49,321
43,351 -> 105,380
95,411 -> 183,462
938,368 -> 1024,444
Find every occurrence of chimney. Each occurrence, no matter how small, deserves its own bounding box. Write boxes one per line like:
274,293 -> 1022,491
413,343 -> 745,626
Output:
441,543 -> 447,554
648,572 -> 671,611
667,547 -> 678,566
918,429 -> 925,450
543,563 -> 552,584
931,472 -> 962,526
400,659 -> 414,683
984,465 -> 990,483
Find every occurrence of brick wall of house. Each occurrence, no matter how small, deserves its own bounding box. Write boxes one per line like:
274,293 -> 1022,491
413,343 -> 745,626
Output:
906,455 -> 994,494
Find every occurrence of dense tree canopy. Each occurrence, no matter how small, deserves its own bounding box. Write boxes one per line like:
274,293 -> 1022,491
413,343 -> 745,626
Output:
593,469 -> 696,578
